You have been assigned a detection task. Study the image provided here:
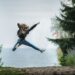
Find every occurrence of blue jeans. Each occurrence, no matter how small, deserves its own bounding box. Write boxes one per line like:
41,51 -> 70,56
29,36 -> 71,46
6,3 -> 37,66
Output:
12,39 -> 42,52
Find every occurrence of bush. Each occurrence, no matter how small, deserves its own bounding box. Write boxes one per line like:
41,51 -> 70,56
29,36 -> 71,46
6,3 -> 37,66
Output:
59,50 -> 75,66
65,50 -> 75,66
0,45 -> 3,67
57,48 -> 65,66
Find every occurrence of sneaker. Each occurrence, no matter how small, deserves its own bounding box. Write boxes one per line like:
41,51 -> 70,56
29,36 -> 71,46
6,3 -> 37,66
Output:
12,44 -> 19,51
12,47 -> 16,51
40,49 -> 45,53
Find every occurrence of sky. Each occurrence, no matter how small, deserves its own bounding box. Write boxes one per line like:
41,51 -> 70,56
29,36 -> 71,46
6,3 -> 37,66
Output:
0,0 -> 61,48
0,0 -> 62,67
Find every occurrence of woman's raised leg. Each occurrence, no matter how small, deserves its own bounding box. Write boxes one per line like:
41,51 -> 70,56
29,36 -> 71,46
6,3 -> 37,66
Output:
22,40 -> 45,53
12,39 -> 22,51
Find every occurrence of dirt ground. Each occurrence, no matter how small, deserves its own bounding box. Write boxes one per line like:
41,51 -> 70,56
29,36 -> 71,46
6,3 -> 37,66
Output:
0,66 -> 75,75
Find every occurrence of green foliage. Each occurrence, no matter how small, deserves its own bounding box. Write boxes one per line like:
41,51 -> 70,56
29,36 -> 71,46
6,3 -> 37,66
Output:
57,1 -> 75,33
59,56 -> 66,66
51,0 -> 75,37
59,50 -> 75,66
0,68 -> 27,75
57,48 -> 65,66
0,45 -> 3,67
65,55 -> 75,66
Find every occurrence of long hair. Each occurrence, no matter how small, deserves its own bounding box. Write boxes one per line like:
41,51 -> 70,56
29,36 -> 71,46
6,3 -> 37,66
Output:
17,23 -> 29,39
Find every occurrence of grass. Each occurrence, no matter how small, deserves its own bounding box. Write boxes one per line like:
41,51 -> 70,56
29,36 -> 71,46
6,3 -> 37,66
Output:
0,67 -> 28,75
0,67 -> 75,75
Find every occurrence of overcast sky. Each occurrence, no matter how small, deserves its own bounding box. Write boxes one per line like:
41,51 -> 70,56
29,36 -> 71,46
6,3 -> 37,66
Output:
0,0 -> 61,48
0,0 -> 63,67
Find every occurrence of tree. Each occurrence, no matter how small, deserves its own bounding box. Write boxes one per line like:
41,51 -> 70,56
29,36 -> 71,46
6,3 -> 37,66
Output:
48,0 -> 75,66
49,0 -> 75,55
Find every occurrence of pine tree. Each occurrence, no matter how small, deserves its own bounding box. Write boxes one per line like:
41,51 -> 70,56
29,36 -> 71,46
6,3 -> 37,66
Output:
49,0 -> 75,55
57,1 -> 75,36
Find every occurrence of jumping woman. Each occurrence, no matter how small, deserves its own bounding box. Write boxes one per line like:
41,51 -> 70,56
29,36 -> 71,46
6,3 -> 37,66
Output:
12,22 -> 45,53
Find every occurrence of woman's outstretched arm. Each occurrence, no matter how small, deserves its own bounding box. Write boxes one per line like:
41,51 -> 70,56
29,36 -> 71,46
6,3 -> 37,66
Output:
25,22 -> 40,35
